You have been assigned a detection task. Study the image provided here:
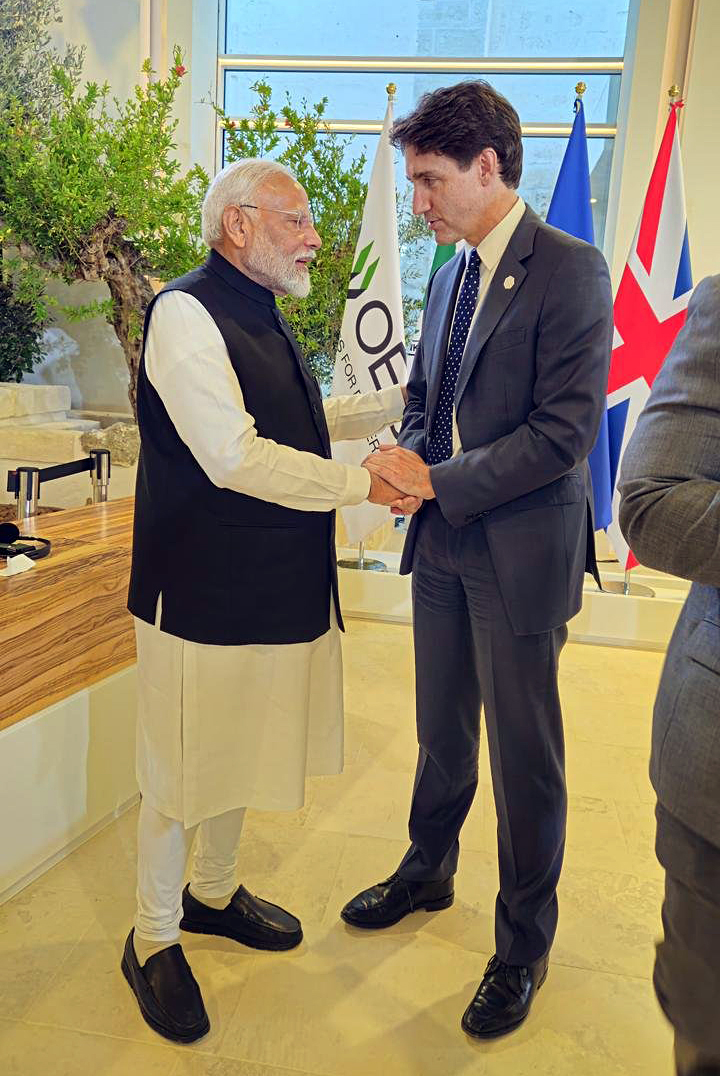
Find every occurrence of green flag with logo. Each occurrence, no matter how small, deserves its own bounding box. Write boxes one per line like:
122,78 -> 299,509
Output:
423,244 -> 457,307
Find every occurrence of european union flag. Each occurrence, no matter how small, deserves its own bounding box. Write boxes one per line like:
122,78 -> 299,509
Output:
546,96 -> 613,531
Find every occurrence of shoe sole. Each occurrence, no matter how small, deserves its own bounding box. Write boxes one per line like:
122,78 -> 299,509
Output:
121,954 -> 210,1044
461,965 -> 548,1041
179,919 -> 303,952
341,893 -> 454,930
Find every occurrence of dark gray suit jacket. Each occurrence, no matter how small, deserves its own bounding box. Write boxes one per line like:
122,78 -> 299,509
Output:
619,274 -> 720,849
399,205 -> 614,635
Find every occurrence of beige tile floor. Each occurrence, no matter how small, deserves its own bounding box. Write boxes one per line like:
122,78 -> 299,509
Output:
0,621 -> 674,1076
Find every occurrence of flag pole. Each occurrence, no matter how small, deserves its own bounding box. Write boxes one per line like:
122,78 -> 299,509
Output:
337,82 -> 400,575
338,538 -> 387,572
603,568 -> 655,598
605,82 -> 685,600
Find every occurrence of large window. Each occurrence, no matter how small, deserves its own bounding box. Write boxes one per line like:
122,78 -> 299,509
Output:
224,1 -> 629,59
219,1 -> 630,286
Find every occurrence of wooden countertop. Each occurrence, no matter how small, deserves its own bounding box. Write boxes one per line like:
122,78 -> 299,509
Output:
0,498 -> 136,732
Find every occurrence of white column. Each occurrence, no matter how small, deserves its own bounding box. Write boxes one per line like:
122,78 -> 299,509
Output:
681,0 -> 719,283
603,0 -> 695,285
190,0 -> 222,177
140,0 -> 167,77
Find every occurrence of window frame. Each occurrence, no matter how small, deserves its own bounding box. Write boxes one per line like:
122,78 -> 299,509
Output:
216,0 -> 630,265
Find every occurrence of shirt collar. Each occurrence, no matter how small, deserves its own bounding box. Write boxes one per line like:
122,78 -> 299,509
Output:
466,196 -> 526,272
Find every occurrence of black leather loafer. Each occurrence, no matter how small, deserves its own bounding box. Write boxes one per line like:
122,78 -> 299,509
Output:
180,884 -> 302,951
121,929 -> 209,1044
461,953 -> 549,1039
340,873 -> 454,929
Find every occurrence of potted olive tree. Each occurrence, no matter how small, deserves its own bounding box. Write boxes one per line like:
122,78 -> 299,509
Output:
0,48 -> 208,418
0,0 -> 84,385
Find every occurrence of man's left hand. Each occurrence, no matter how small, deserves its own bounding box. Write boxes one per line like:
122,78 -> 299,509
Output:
363,445 -> 435,500
391,495 -> 423,516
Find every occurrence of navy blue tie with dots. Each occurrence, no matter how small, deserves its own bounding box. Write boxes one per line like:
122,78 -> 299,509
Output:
427,248 -> 482,465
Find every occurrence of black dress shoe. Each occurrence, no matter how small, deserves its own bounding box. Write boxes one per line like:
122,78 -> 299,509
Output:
179,884 -> 302,951
461,954 -> 549,1039
340,873 -> 454,929
121,930 -> 209,1044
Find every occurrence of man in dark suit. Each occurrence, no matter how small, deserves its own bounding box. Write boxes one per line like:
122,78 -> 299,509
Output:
341,81 -> 614,1038
619,276 -> 720,1076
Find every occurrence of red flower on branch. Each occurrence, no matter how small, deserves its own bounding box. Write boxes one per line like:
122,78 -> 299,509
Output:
174,64 -> 186,77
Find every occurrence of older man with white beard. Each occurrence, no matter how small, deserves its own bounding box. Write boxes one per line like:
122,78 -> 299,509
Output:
122,158 -> 406,1044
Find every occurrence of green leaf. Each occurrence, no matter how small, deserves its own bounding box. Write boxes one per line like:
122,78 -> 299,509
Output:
360,257 -> 380,293
352,242 -> 373,277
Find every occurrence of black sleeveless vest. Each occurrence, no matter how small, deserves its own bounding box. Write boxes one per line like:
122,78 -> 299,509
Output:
127,250 -> 342,645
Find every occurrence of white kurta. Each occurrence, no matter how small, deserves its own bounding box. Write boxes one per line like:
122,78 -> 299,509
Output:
136,290 -> 405,828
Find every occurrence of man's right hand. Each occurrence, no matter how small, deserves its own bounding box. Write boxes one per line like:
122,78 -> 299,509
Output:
363,465 -> 404,506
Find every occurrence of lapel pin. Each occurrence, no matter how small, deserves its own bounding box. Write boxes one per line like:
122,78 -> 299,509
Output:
503,275 -> 515,290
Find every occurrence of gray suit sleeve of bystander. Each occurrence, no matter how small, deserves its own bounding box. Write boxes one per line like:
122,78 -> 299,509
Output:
619,275 -> 720,586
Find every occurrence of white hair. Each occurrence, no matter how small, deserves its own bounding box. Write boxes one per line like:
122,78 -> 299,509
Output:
201,158 -> 294,247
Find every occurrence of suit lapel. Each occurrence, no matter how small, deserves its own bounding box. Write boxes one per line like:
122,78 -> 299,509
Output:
453,251 -> 526,407
425,253 -> 466,423
454,207 -> 539,409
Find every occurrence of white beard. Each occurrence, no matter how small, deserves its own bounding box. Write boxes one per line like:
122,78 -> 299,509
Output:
245,234 -> 313,298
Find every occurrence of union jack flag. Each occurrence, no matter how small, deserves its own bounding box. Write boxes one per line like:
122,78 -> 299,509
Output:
605,101 -> 693,569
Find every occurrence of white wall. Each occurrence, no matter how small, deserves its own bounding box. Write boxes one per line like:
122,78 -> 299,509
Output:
0,668 -> 138,902
681,0 -> 719,285
604,0 -> 674,283
605,0 -> 711,287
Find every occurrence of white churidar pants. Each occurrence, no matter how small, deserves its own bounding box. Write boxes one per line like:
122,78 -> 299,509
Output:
135,799 -> 247,943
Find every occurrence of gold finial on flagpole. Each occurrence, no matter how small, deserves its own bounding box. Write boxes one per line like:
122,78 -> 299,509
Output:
575,82 -> 587,97
668,84 -> 681,101
386,82 -> 397,101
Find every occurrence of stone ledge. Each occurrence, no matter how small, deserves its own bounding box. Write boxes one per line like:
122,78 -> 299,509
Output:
0,383 -> 71,420
0,412 -> 69,429
0,415 -> 101,431
0,424 -> 86,462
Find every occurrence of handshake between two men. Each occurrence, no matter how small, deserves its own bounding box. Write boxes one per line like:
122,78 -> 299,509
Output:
361,445 -> 435,517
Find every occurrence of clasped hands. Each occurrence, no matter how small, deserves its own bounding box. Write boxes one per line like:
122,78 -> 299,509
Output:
361,445 -> 435,516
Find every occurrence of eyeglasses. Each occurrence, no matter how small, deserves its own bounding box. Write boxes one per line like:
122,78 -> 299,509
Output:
238,204 -> 316,232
